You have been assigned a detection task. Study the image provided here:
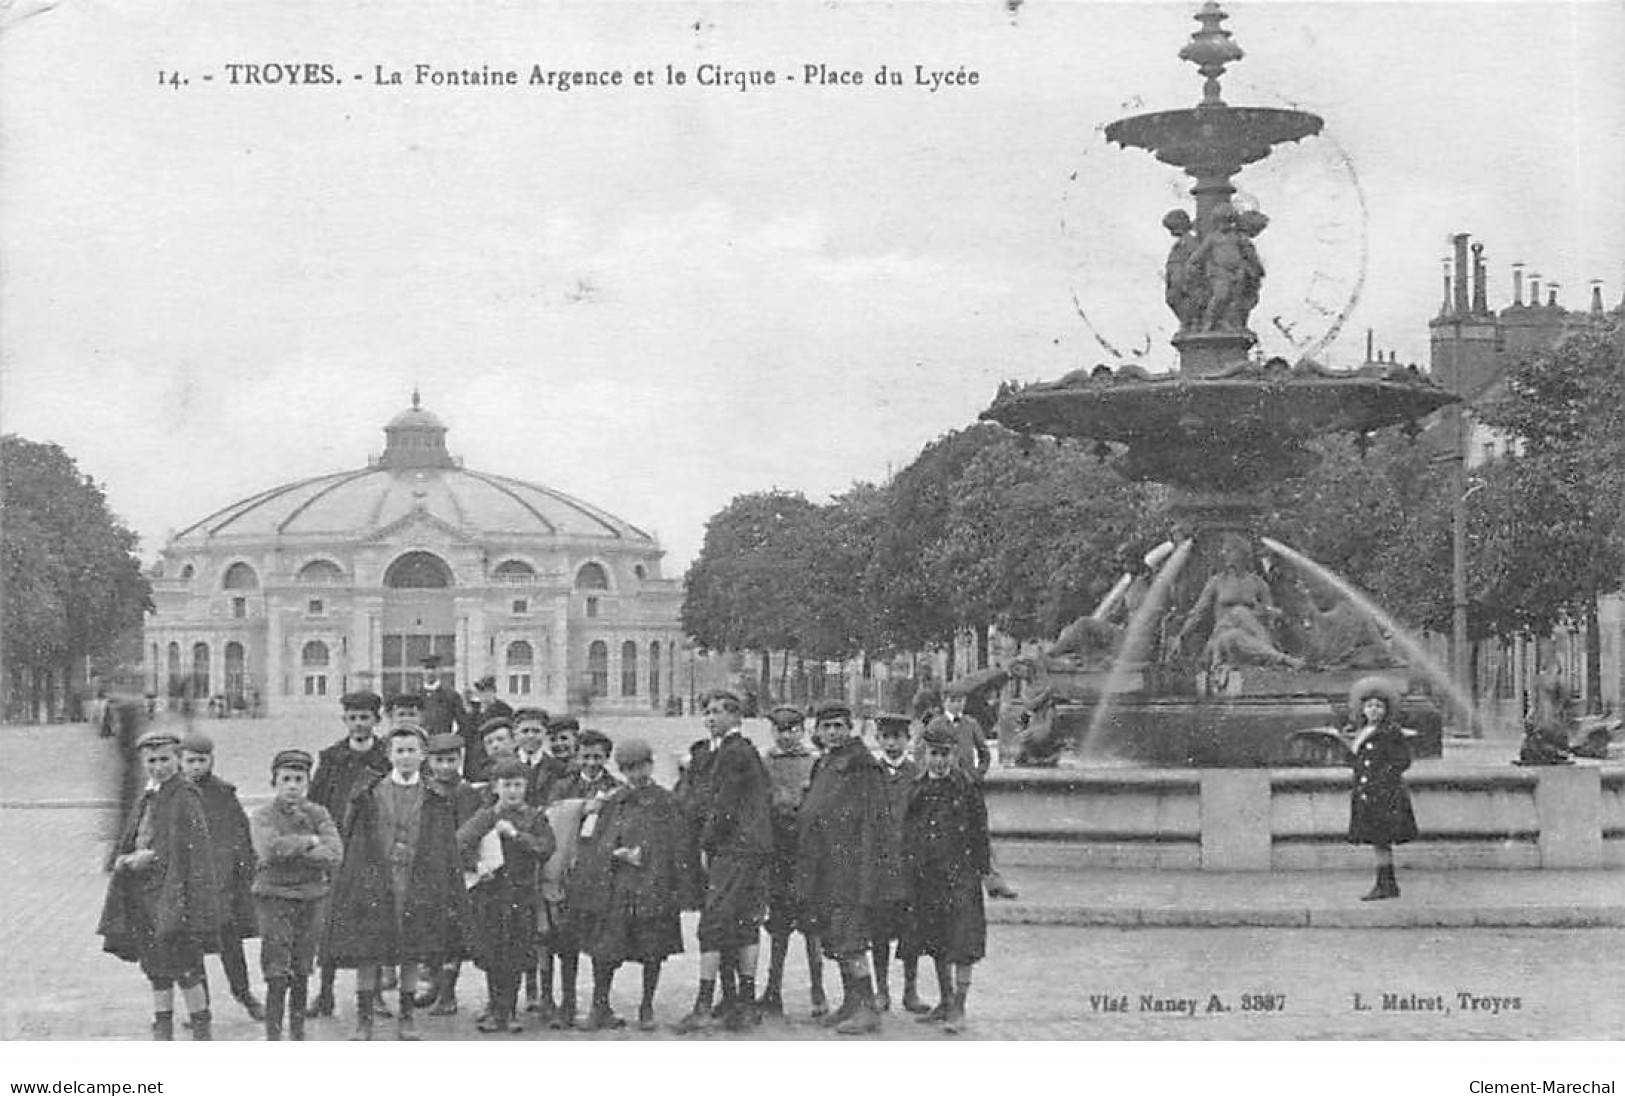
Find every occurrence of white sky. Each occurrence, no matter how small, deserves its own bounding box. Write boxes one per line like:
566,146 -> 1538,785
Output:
2,1 -> 1620,573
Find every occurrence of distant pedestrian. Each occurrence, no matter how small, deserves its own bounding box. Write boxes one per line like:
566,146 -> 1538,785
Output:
1346,676 -> 1418,901
179,732 -> 264,1022
98,728 -> 223,1040
249,749 -> 342,1040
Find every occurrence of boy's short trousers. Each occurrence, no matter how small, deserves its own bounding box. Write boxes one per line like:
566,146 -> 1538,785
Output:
140,934 -> 206,989
256,895 -> 326,980
803,901 -> 871,962
696,851 -> 767,953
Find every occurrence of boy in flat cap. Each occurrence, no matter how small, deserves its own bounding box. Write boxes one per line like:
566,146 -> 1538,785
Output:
459,758 -> 556,1033
906,723 -> 991,1035
566,737 -> 694,1030
872,712 -> 926,1014
98,728 -> 224,1040
796,701 -> 897,1035
757,703 -> 826,1019
414,732 -> 489,1016
926,685 -> 1019,901
674,689 -> 773,1033
179,731 -> 263,1022
307,690 -> 390,1017
324,723 -> 471,1040
250,749 -> 342,1039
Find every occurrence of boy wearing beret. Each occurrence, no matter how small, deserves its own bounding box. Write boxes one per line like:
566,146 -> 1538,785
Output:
906,724 -> 991,1035
459,758 -> 556,1033
98,729 -> 224,1040
674,689 -> 773,1033
872,713 -> 926,1014
179,732 -> 264,1023
324,723 -> 471,1040
796,701 -> 897,1036
250,749 -> 343,1039
757,704 -> 826,1019
566,737 -> 694,1031
307,691 -> 390,1017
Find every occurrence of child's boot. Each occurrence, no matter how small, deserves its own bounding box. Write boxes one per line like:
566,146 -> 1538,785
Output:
835,974 -> 882,1036
189,1008 -> 212,1041
943,985 -> 969,1035
349,992 -> 374,1041
1381,864 -> 1400,898
264,978 -> 288,1041
901,962 -> 928,1014
524,967 -> 539,1013
874,966 -> 892,1013
822,968 -> 857,1028
429,966 -> 460,1016
1361,864 -> 1392,902
396,991 -> 420,1040
151,1012 -> 174,1041
310,966 -> 336,1017
287,978 -> 308,1041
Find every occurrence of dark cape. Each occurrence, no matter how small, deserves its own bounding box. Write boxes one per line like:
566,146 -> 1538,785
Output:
98,776 -> 224,963
795,737 -> 899,912
193,774 -> 259,940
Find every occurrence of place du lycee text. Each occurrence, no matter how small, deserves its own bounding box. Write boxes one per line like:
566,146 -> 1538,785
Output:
155,62 -> 982,94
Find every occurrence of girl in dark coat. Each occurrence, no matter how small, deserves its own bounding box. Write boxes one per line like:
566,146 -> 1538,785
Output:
179,733 -> 263,1021
323,725 -> 471,1039
1346,676 -> 1418,900
98,729 -> 224,1040
459,758 -> 556,1033
904,724 -> 990,1035
567,737 -> 695,1031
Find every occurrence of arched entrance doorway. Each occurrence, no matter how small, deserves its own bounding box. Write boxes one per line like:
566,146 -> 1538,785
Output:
380,550 -> 457,697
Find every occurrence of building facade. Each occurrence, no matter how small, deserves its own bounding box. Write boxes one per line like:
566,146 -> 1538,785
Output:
143,396 -> 684,714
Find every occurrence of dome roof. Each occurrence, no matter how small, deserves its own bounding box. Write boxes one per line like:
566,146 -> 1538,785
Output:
169,399 -> 653,547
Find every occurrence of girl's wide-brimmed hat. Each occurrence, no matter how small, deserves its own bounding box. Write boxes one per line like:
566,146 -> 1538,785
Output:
1348,675 -> 1404,719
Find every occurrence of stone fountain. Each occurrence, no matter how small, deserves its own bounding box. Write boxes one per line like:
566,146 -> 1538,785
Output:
981,3 -> 1459,768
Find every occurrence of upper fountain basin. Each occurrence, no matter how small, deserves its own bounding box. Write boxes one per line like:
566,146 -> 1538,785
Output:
1105,105 -> 1324,171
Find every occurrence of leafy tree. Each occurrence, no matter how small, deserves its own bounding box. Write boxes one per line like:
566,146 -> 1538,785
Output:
2,436 -> 153,720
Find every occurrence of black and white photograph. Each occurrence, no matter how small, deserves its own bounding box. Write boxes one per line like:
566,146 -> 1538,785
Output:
1,0 -> 1621,1083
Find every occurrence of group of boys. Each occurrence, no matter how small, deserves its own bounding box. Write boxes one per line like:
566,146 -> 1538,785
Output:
97,679 -> 1002,1040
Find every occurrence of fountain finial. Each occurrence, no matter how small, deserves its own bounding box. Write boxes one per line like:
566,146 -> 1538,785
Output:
1179,2 -> 1245,106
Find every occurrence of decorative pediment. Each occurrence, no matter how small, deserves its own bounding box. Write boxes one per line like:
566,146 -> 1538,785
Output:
361,508 -> 476,547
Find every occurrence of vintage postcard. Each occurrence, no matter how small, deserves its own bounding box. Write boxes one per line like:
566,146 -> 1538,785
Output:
1,0 -> 1621,1082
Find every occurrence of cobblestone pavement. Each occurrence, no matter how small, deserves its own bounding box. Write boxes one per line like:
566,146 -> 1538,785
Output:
4,807 -> 1620,1041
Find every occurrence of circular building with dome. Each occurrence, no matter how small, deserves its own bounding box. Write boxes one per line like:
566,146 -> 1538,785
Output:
143,394 -> 683,714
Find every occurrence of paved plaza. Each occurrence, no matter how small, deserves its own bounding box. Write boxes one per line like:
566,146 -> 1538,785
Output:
2,715 -> 1621,1041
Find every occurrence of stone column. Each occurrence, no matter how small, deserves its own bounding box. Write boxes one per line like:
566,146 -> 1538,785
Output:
265,606 -> 285,709
550,595 -> 569,711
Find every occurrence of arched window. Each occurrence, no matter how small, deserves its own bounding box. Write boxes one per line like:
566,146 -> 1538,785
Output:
301,640 -> 330,697
575,562 -> 610,591
191,642 -> 210,699
621,641 -> 638,697
587,641 -> 609,698
633,563 -> 647,581
493,559 -> 537,583
167,643 -> 183,698
384,551 -> 452,589
225,642 -> 246,706
222,562 -> 258,590
297,559 -> 344,583
506,640 -> 534,696
649,641 -> 662,708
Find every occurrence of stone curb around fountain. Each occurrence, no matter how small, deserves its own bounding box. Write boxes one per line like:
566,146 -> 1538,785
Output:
986,902 -> 1625,930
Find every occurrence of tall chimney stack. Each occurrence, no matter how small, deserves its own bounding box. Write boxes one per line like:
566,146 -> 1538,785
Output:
1530,272 -> 1542,306
1590,280 -> 1604,316
1439,259 -> 1453,318
1366,329 -> 1375,362
1547,283 -> 1560,308
1512,262 -> 1525,307
1471,242 -> 1488,314
1453,234 -> 1471,315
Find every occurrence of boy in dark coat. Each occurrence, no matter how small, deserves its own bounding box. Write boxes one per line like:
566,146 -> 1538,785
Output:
1346,676 -> 1418,901
872,713 -> 926,1014
567,738 -> 694,1031
509,708 -> 551,799
324,723 -> 471,1040
674,689 -> 773,1033
796,701 -> 897,1036
415,733 -> 491,1016
757,704 -> 825,1018
906,724 -> 991,1035
307,690 -> 389,1016
179,732 -> 263,1022
459,758 -> 556,1033
98,728 -> 224,1040
249,749 -> 343,1040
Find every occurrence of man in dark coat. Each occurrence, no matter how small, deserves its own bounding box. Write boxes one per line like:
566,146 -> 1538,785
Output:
796,700 -> 897,1035
98,728 -> 224,1040
323,723 -> 471,1040
417,654 -> 480,778
306,690 -> 389,1016
674,689 -> 773,1033
179,732 -> 263,1021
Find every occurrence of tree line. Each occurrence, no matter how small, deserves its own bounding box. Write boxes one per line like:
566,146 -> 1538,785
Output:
683,320 -> 1624,706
